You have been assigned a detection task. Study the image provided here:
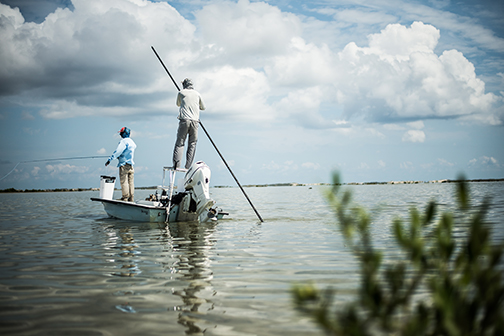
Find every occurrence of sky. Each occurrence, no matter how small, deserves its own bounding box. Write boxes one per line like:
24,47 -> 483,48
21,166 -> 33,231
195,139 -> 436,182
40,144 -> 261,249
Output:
0,0 -> 503,190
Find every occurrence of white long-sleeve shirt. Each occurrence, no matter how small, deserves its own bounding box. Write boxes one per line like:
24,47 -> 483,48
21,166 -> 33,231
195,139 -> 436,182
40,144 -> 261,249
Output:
176,89 -> 205,121
109,138 -> 136,167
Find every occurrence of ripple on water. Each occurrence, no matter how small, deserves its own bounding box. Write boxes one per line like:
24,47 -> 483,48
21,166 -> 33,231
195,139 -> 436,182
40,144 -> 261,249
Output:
0,184 -> 503,335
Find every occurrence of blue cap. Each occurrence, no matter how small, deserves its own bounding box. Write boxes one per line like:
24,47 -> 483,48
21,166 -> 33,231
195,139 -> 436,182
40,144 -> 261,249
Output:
119,127 -> 130,138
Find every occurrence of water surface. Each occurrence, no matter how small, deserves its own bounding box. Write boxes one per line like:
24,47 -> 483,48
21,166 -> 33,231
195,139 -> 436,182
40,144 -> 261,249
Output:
0,182 -> 503,335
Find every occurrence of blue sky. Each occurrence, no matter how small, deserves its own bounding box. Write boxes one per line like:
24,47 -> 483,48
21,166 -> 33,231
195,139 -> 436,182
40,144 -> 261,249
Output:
0,0 -> 503,189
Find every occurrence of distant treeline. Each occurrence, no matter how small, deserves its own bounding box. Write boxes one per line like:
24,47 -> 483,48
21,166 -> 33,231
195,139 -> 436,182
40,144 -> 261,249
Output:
1,178 -> 503,193
0,186 -> 160,193
0,187 -> 99,193
223,178 -> 504,188
345,178 -> 504,185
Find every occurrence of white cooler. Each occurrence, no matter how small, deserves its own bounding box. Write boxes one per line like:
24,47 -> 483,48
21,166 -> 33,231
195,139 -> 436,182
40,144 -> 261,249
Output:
99,175 -> 116,200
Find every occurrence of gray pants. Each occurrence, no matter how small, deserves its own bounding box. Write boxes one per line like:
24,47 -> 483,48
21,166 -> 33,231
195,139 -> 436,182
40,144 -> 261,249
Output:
119,163 -> 134,201
173,119 -> 199,169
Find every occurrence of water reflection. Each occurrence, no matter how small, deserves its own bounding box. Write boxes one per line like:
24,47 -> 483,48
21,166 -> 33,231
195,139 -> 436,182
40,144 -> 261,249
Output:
168,221 -> 216,335
100,219 -> 216,334
103,223 -> 144,278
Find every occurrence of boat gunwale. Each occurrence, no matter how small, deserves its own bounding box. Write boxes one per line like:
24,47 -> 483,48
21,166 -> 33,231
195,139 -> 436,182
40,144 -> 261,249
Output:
90,197 -> 167,210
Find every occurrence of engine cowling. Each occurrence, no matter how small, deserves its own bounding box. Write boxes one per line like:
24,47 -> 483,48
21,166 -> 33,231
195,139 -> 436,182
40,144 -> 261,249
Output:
184,161 -> 215,217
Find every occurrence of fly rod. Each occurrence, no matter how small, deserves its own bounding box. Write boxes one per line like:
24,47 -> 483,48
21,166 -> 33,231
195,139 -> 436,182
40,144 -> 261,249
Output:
151,46 -> 264,222
0,156 -> 109,182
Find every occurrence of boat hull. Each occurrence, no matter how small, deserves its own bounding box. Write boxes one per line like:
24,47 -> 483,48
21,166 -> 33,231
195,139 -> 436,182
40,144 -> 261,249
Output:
91,161 -> 228,223
91,198 -> 167,223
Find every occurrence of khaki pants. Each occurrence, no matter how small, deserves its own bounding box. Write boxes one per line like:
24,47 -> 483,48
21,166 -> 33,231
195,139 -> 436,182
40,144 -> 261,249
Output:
173,119 -> 199,169
119,164 -> 134,201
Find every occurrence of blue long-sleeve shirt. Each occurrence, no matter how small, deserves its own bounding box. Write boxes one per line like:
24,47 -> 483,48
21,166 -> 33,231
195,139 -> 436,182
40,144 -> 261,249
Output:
109,138 -> 136,167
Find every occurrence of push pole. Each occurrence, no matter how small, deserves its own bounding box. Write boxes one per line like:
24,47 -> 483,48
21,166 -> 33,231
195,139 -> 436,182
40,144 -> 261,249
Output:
151,46 -> 264,222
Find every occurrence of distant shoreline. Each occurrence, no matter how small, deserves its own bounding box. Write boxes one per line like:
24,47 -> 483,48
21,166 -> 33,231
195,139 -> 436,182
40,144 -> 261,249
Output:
218,178 -> 504,188
1,178 -> 503,193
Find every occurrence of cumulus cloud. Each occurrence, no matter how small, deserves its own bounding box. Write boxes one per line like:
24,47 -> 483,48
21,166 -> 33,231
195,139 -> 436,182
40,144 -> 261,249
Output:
195,0 -> 302,63
468,156 -> 500,167
0,0 -> 502,128
302,162 -> 320,170
335,22 -> 501,124
401,120 -> 426,143
31,166 -> 40,176
437,158 -> 454,167
22,127 -> 40,135
22,111 -> 35,120
368,21 -> 440,62
46,163 -> 89,177
402,130 -> 426,143
407,120 -> 424,129
400,161 -> 414,169
0,0 -> 191,114
383,124 -> 405,131
482,156 -> 499,166
273,86 -> 336,128
198,65 -> 273,121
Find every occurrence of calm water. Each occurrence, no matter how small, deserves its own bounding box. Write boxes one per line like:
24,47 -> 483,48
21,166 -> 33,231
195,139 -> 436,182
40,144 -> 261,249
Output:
0,182 -> 503,335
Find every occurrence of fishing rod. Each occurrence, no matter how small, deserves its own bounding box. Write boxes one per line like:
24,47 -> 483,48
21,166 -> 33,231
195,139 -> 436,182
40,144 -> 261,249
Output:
0,156 -> 109,182
151,46 -> 264,222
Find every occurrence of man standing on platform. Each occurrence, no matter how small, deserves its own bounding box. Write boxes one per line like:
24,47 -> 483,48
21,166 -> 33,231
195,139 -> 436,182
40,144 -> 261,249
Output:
172,78 -> 205,170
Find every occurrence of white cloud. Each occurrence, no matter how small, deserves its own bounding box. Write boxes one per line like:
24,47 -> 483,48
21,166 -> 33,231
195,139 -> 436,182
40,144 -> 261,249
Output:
0,1 -> 502,129
274,86 -> 334,128
402,130 -> 426,143
383,123 -> 405,131
198,65 -> 273,121
400,161 -> 414,169
468,156 -> 500,167
262,161 -> 280,171
407,120 -> 424,129
333,120 -> 349,126
335,21 -> 501,124
266,37 -> 335,87
97,148 -> 107,155
358,162 -> 370,169
482,156 -> 499,166
0,0 -> 192,111
367,21 -> 440,62
39,99 -> 146,119
196,0 -> 302,61
302,162 -> 320,170
402,121 -> 425,143
333,8 -> 397,26
437,158 -> 454,167
46,163 -> 89,177
23,127 -> 40,135
22,111 -> 35,120
31,166 -> 40,176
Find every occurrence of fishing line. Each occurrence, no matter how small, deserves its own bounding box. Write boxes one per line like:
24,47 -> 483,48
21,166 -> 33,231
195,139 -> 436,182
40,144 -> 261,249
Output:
0,155 -> 109,182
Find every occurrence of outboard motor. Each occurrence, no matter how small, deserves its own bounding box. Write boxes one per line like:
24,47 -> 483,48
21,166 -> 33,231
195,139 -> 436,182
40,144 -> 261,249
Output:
184,161 -> 216,219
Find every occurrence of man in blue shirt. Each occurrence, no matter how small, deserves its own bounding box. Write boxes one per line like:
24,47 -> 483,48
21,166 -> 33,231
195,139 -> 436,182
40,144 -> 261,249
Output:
105,127 -> 137,201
